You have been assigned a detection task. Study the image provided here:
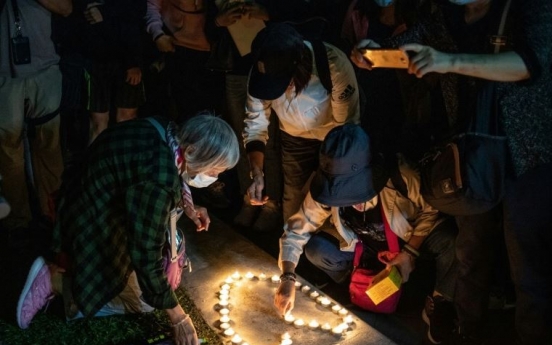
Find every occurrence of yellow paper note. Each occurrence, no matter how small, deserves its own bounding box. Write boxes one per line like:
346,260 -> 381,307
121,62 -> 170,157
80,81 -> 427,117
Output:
366,266 -> 402,305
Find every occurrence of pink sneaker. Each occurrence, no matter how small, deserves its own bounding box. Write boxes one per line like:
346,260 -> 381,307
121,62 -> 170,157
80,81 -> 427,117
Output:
17,256 -> 54,329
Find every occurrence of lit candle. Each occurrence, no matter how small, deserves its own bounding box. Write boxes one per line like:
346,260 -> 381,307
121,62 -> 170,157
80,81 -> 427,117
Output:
219,308 -> 230,315
301,285 -> 311,294
218,299 -> 229,307
338,308 -> 349,317
231,271 -> 241,280
231,334 -> 242,344
259,273 -> 267,281
245,272 -> 254,280
281,332 -> 291,341
225,277 -> 234,285
332,325 -> 345,337
284,313 -> 295,324
332,305 -> 342,314
309,291 -> 320,300
223,328 -> 235,337
343,315 -> 354,324
220,315 -> 230,323
280,340 -> 293,345
293,318 -> 305,328
321,323 -> 332,331
294,281 -> 302,289
219,294 -> 229,301
308,320 -> 319,330
271,275 -> 280,283
320,297 -> 331,307
220,322 -> 230,330
221,284 -> 230,291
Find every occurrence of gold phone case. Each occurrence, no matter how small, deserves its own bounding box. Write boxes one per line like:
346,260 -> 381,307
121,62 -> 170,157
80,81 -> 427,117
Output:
361,49 -> 409,69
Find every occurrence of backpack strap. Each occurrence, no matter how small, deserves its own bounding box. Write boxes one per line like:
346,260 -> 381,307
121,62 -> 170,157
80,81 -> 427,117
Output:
145,117 -> 167,143
387,155 -> 408,199
310,40 -> 332,95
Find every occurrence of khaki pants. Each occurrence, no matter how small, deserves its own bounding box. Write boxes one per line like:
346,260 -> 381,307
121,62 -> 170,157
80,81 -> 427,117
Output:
0,66 -> 64,230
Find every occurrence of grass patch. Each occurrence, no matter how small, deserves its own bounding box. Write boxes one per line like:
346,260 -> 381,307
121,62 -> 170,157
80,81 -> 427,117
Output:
0,288 -> 222,345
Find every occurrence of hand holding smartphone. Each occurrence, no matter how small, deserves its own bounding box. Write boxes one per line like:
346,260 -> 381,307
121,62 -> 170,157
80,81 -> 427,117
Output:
360,48 -> 409,69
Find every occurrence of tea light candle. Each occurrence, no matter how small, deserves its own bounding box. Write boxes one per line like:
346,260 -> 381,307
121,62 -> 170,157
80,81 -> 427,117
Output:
258,273 -> 267,280
218,299 -> 229,307
219,293 -> 229,301
231,271 -> 241,280
320,297 -> 331,307
321,323 -> 332,331
294,281 -> 302,289
332,325 -> 345,337
301,285 -> 311,294
220,322 -> 230,330
220,315 -> 230,323
308,320 -> 319,330
221,284 -> 230,291
231,334 -> 242,344
309,291 -> 320,299
343,315 -> 354,324
271,274 -> 280,283
293,318 -> 305,328
281,332 -> 291,340
245,272 -> 254,280
332,304 -> 342,314
225,277 -> 234,285
219,308 -> 230,315
338,308 -> 349,317
284,313 -> 295,324
223,328 -> 235,337
280,340 -> 293,345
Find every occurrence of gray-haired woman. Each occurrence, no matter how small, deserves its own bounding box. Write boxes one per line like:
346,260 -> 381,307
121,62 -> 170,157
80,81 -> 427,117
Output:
15,114 -> 239,345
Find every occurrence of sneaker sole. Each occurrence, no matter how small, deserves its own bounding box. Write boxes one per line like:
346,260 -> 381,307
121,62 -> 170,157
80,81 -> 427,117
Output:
16,256 -> 46,328
422,308 -> 442,345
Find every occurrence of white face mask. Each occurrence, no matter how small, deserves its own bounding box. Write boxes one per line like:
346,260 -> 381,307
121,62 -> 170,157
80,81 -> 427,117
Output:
448,0 -> 477,5
352,195 -> 379,212
373,0 -> 394,7
182,171 -> 218,188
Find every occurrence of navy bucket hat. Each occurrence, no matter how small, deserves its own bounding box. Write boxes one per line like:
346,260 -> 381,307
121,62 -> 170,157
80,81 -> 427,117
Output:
310,124 -> 377,207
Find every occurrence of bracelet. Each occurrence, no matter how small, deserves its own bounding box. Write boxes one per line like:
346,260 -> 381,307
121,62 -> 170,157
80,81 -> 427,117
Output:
280,272 -> 297,283
172,314 -> 190,328
402,244 -> 420,258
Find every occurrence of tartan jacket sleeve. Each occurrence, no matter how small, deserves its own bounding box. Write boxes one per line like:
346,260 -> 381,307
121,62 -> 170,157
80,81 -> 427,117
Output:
125,181 -> 179,310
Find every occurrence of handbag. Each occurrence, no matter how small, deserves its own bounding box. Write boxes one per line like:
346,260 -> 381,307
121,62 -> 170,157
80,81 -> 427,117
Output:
349,208 -> 402,313
418,0 -> 512,216
162,207 -> 191,291
205,29 -> 235,72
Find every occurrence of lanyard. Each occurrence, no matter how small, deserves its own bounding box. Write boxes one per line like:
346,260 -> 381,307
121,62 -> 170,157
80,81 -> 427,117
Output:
10,0 -> 22,37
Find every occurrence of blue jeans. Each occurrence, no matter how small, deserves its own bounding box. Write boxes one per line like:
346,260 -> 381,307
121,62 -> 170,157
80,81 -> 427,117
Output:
503,163 -> 552,344
305,218 -> 458,298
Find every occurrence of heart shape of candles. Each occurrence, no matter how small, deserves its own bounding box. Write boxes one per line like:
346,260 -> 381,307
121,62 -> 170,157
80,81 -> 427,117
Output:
215,271 -> 353,344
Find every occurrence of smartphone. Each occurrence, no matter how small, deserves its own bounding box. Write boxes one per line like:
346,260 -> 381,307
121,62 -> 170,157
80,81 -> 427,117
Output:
360,48 -> 409,69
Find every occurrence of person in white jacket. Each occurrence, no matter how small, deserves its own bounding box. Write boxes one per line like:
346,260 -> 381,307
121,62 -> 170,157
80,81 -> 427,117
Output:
274,124 -> 458,343
244,23 -> 361,224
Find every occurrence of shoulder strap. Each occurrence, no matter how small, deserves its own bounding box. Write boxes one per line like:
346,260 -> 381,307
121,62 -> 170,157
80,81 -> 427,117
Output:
310,40 -> 332,95
387,156 -> 408,199
145,117 -> 167,143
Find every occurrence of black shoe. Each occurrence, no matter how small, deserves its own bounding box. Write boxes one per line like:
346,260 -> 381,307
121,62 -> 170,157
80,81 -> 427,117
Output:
422,295 -> 456,344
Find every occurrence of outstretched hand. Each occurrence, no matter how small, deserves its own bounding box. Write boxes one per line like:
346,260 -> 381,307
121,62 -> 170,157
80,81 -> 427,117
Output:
400,43 -> 453,78
184,205 -> 211,231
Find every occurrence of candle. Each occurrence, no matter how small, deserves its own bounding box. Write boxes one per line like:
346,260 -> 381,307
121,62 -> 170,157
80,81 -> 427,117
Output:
219,308 -> 230,315
218,299 -> 229,307
225,277 -> 234,285
220,315 -> 230,323
221,284 -> 230,291
271,275 -> 280,283
343,315 -> 354,324
281,332 -> 291,340
231,271 -> 241,280
280,340 -> 293,345
332,325 -> 345,337
220,322 -> 230,330
332,305 -> 342,314
284,313 -> 295,324
219,294 -> 229,301
223,328 -> 235,337
338,308 -> 349,317
301,285 -> 311,294
308,320 -> 319,330
294,281 -> 302,289
309,291 -> 320,300
321,323 -> 332,331
320,297 -> 331,307
258,273 -> 267,280
231,334 -> 242,344
293,318 -> 305,328
245,272 -> 254,280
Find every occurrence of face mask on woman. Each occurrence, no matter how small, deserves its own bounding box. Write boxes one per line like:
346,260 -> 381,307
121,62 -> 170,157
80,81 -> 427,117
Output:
182,171 -> 218,188
373,0 -> 394,7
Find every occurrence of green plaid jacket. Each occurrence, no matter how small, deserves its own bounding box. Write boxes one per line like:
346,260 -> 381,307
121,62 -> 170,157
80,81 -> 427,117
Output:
53,117 -> 181,316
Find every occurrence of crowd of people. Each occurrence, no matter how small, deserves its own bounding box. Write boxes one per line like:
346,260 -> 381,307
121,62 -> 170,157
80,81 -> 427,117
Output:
0,0 -> 550,345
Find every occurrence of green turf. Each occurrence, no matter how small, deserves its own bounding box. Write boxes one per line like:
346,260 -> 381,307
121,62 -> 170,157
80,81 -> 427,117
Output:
0,288 -> 222,345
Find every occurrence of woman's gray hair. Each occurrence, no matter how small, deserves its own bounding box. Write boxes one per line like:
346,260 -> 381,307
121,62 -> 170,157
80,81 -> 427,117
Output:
178,113 -> 240,173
